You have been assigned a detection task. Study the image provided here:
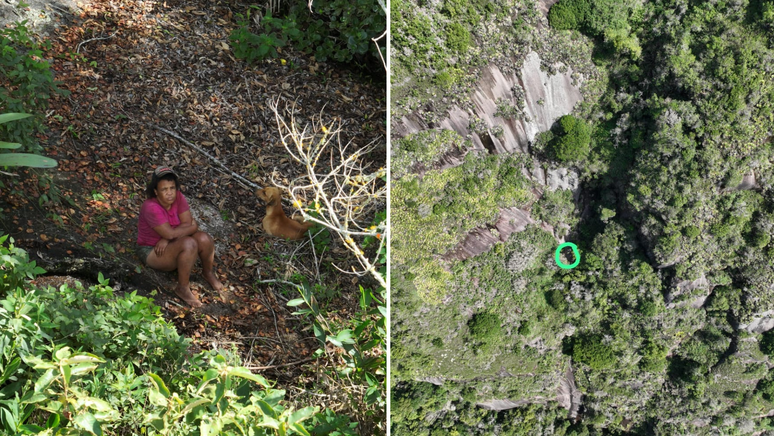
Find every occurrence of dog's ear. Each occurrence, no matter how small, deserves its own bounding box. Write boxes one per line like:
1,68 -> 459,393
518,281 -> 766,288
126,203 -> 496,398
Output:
266,189 -> 278,203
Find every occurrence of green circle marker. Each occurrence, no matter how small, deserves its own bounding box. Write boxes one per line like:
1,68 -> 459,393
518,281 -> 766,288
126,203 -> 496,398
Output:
555,242 -> 580,269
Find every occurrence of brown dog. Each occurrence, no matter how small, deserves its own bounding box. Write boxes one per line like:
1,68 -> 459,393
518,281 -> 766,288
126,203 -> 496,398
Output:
256,187 -> 314,240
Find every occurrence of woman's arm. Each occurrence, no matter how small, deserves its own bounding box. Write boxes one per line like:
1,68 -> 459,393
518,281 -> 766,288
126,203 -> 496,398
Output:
152,212 -> 198,240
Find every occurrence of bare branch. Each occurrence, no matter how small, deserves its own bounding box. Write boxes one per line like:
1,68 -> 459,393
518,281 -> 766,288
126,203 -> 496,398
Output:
267,99 -> 387,288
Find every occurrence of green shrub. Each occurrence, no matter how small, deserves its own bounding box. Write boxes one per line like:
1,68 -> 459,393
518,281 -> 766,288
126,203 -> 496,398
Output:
0,21 -> 69,153
434,71 -> 455,89
545,289 -> 567,311
760,330 -> 774,357
570,334 -> 616,370
445,22 -> 471,54
548,0 -> 590,31
231,0 -> 386,72
640,340 -> 668,373
468,312 -> 502,343
684,225 -> 701,238
552,115 -> 591,162
229,9 -> 296,62
0,235 -> 355,435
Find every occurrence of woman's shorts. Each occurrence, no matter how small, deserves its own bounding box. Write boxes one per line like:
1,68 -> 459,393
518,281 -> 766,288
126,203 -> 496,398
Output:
137,245 -> 153,264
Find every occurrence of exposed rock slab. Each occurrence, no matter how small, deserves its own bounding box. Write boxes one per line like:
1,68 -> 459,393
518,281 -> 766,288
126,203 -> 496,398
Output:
740,311 -> 774,334
477,398 -> 545,411
558,364 -> 582,420
442,207 -> 535,262
394,51 -> 583,155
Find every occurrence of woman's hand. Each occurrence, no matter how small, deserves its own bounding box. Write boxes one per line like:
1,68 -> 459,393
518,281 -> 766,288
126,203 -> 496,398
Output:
154,238 -> 170,256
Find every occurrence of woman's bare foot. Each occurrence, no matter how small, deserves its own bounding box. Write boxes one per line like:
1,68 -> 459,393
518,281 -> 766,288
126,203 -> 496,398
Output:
203,271 -> 223,291
175,285 -> 203,308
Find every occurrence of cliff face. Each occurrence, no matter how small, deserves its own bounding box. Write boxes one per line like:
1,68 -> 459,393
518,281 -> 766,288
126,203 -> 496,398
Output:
395,52 -> 583,262
394,51 -> 583,155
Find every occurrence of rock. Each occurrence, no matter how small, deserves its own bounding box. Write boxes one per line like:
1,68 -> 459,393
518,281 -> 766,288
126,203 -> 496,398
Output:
395,51 -> 583,157
739,310 -> 774,334
417,376 -> 445,386
558,364 -> 582,420
666,274 -> 711,307
477,398 -> 541,411
545,167 -> 580,192
442,207 -> 535,262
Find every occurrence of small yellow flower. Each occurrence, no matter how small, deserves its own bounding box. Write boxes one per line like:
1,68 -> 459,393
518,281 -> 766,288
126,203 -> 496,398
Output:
322,125 -> 328,134
280,59 -> 287,65
293,200 -> 302,208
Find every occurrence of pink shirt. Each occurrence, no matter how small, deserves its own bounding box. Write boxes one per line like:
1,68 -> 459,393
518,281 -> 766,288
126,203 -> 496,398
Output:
137,192 -> 190,246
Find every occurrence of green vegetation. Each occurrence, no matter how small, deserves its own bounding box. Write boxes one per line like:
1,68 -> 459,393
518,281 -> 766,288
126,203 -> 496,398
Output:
230,0 -> 386,72
551,115 -> 591,162
391,129 -> 471,179
0,22 -> 69,154
468,312 -> 502,343
0,236 -> 359,435
391,152 -> 534,302
569,334 -> 615,370
392,0 -> 774,433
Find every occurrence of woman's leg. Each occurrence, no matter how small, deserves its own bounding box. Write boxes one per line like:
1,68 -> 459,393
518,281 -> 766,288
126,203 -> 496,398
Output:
192,231 -> 223,291
146,236 -> 203,307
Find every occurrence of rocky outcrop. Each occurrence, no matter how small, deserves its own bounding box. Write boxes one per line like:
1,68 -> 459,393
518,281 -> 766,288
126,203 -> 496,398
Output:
394,51 -> 583,155
558,364 -> 582,420
442,207 -> 535,262
666,274 -> 712,308
739,311 -> 774,334
477,398 -> 546,411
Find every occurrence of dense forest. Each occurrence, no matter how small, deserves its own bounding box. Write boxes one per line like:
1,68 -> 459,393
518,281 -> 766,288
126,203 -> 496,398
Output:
391,0 -> 774,434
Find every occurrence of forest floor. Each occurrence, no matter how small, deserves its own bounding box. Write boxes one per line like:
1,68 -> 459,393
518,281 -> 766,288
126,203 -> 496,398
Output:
0,0 -> 386,431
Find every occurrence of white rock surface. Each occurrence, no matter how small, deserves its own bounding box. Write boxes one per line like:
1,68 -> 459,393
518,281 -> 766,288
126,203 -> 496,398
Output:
395,51 -> 583,155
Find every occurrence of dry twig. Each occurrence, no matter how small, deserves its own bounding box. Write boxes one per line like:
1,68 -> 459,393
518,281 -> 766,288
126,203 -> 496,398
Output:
267,99 -> 387,288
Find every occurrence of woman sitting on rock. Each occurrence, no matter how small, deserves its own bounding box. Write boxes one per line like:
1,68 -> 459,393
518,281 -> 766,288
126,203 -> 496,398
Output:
137,166 -> 223,307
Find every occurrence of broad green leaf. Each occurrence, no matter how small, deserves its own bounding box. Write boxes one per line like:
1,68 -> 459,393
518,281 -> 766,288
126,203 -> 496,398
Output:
34,369 -> 55,392
288,407 -> 315,425
54,347 -> 71,361
73,412 -> 101,436
0,142 -> 21,149
77,396 -> 114,413
286,298 -> 306,307
226,367 -> 269,387
0,406 -> 17,431
289,422 -> 311,436
212,380 -> 225,407
20,423 -> 44,432
255,399 -> 279,419
180,398 -> 209,417
0,151 -> 55,169
46,412 -> 60,429
365,385 -> 381,404
0,153 -> 57,168
20,391 -> 46,404
312,323 -> 325,345
147,373 -> 170,398
335,330 -> 355,345
0,357 -> 20,384
69,363 -> 98,376
256,416 -> 280,429
0,113 -> 32,124
61,365 -> 71,386
148,389 -> 166,407
62,354 -> 103,365
377,305 -> 387,318
202,368 -> 220,383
